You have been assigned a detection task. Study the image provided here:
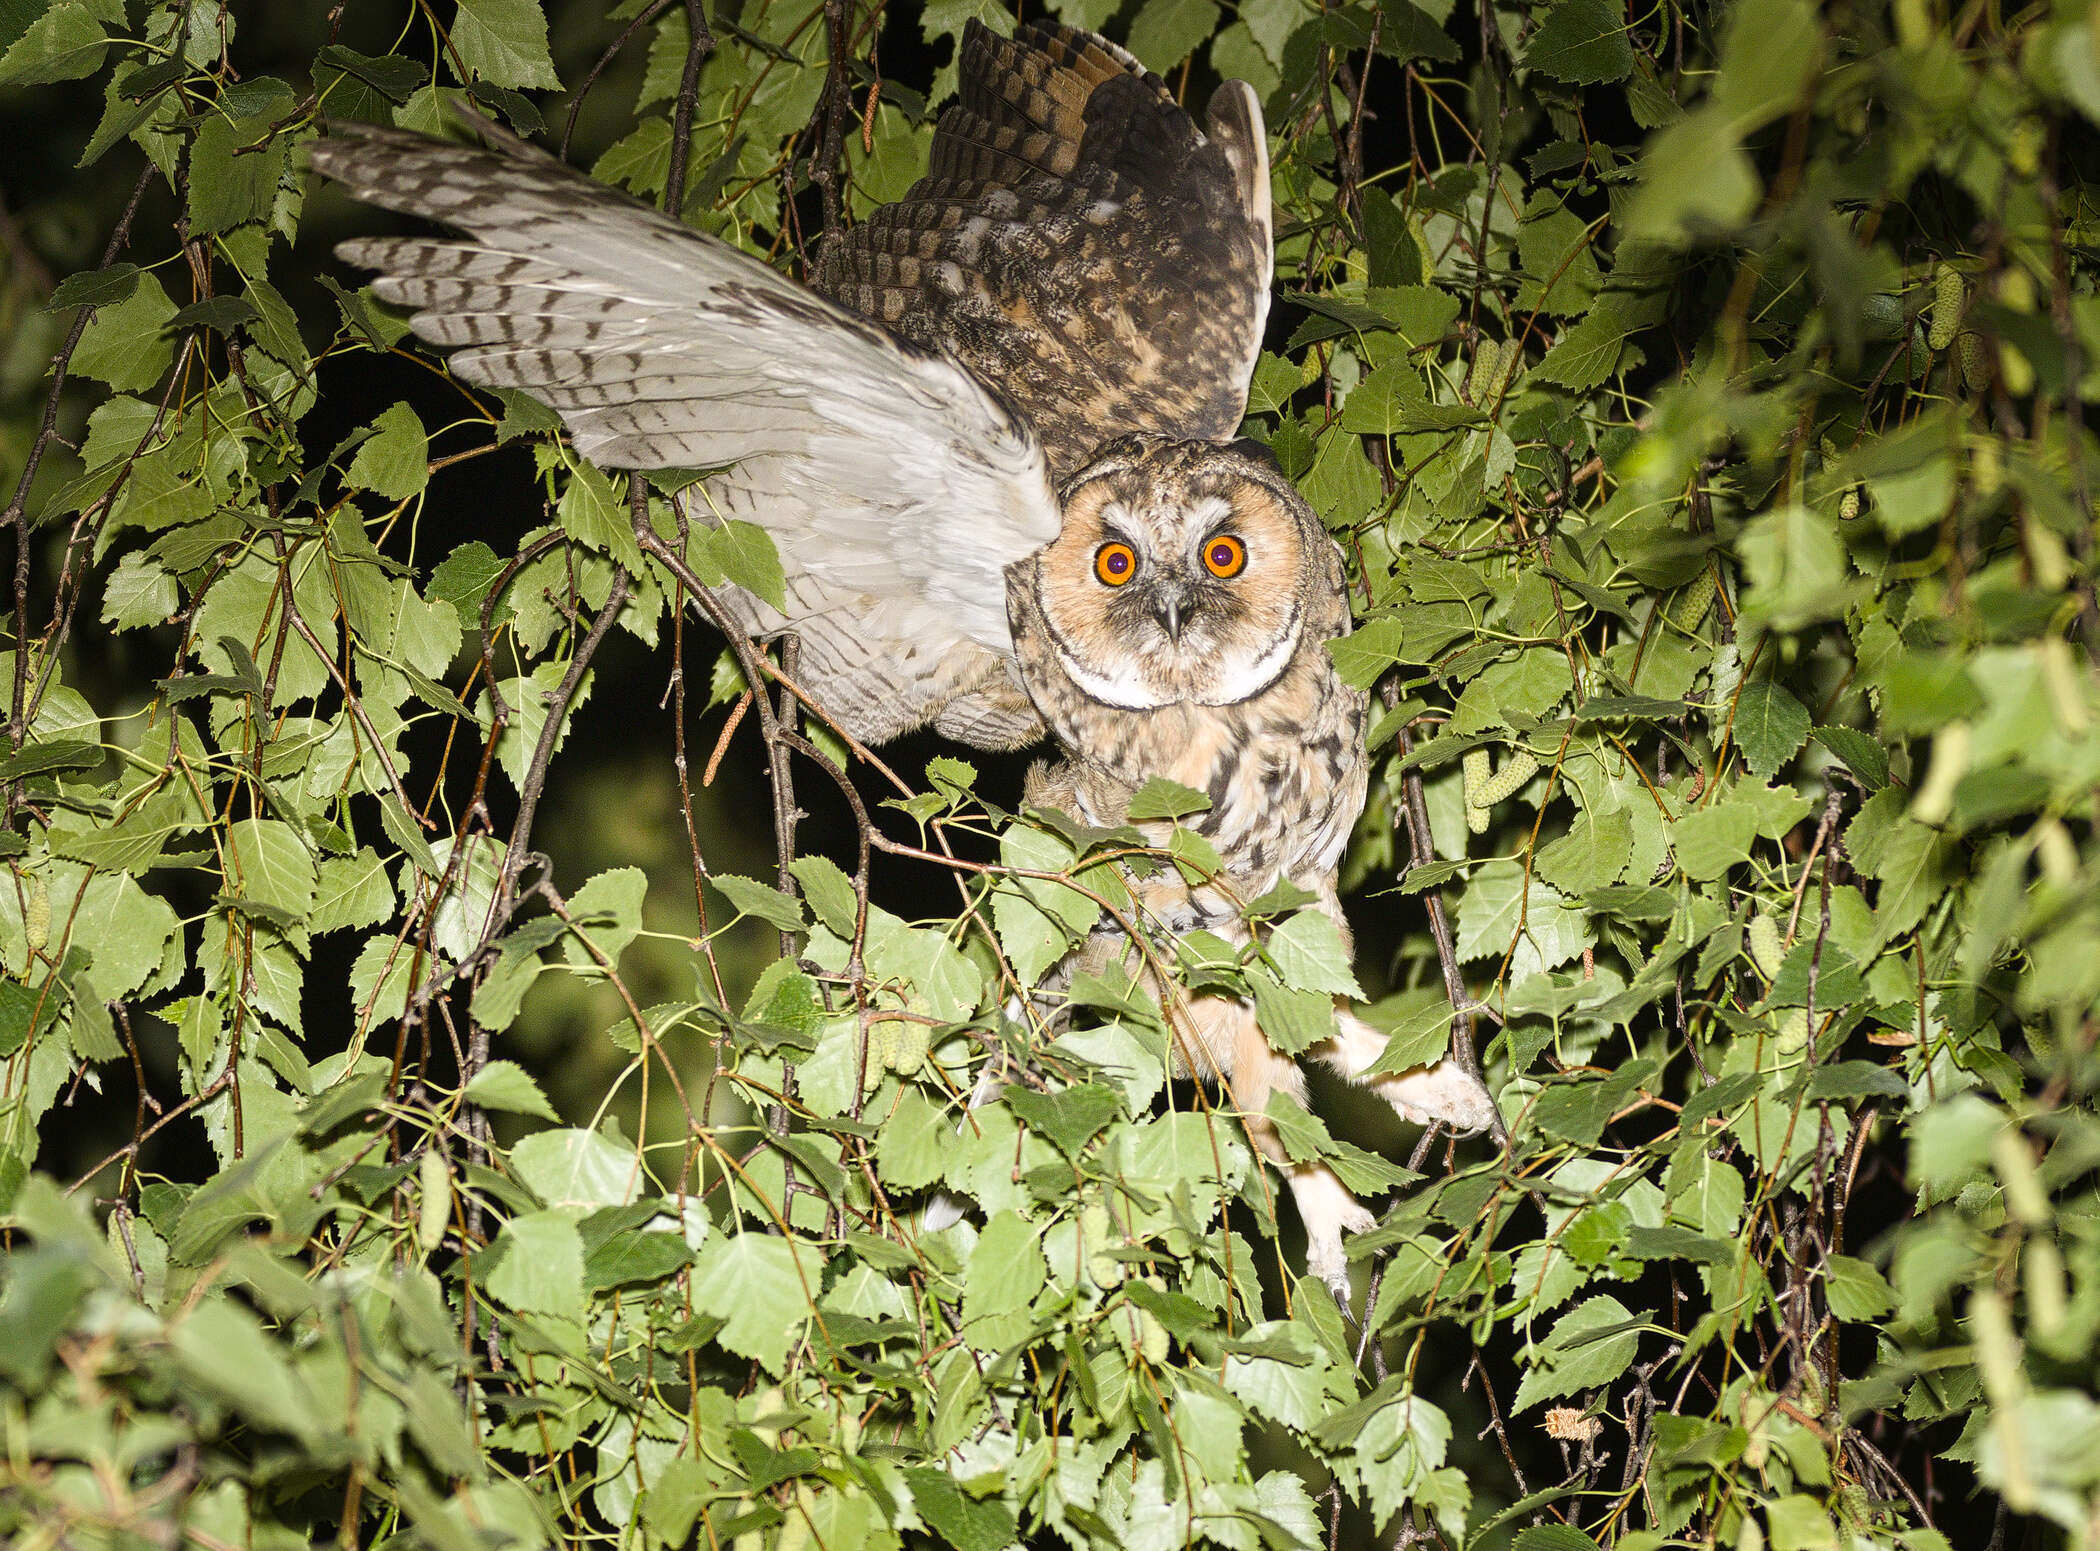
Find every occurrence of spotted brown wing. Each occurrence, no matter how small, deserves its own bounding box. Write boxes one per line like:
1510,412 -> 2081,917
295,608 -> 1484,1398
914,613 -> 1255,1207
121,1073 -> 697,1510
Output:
818,19 -> 1273,482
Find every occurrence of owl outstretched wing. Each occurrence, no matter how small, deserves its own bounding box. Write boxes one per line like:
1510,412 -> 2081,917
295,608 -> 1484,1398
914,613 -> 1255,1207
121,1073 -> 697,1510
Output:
820,20 -> 1273,481
310,119 -> 1062,748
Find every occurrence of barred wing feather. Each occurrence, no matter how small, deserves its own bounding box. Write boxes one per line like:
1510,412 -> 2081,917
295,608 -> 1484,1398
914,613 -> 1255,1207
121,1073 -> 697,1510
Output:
819,19 -> 1273,482
311,119 -> 1061,748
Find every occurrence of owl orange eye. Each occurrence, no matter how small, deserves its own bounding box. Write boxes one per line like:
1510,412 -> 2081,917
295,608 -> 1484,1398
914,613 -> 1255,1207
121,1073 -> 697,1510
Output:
1094,542 -> 1137,586
1203,534 -> 1247,579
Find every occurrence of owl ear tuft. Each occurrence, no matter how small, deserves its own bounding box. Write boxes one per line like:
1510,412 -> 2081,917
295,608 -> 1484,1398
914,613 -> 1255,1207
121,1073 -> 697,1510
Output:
1228,436 -> 1281,471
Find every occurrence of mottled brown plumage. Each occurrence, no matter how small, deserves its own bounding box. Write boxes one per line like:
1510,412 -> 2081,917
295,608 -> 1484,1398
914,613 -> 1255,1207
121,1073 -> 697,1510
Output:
820,21 -> 1270,480
1001,435 -> 1493,1286
1009,437 -> 1364,911
310,23 -> 1494,1297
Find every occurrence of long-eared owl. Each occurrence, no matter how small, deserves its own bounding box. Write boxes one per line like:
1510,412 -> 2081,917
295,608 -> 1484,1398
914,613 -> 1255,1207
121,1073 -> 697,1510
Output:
311,18 -> 1497,1292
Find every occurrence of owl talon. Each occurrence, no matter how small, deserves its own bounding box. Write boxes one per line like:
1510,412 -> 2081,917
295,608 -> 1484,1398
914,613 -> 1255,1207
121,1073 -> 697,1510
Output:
1292,1167 -> 1375,1306
1325,1271 -> 1361,1327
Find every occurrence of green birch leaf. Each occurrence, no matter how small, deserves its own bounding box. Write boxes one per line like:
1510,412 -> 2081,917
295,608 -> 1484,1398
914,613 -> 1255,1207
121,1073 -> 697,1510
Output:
100,553 -> 178,629
510,1127 -> 641,1210
873,1087 -> 948,1189
1626,110 -> 1759,244
583,1226 -> 694,1292
1222,1321 -> 1327,1431
489,659 -> 592,789
1824,1253 -> 1897,1321
463,1059 -> 558,1121
1126,776 -> 1211,820
1375,0 -> 1462,62
314,44 -> 424,105
1004,1082 -> 1120,1159
66,974 -> 122,1062
901,1468 -> 1018,1551
561,866 -> 648,968
713,873 -> 806,934
0,739 -> 100,781
690,1233 -> 813,1373
1248,967 -> 1340,1055
1453,861 -> 1589,982
1125,0 -> 1219,72
227,818 -> 317,921
1512,1295 -> 1643,1410
452,0 -> 561,88
47,262 -> 139,310
1513,1527 -> 1605,1551
69,268 -> 174,391
1812,724 -> 1889,789
993,821 -> 1095,985
699,519 -> 787,611
962,1209 -> 1046,1349
1265,910 -> 1364,997
1534,309 -> 1628,388
487,1209 -> 585,1322
787,854 -> 858,937
187,114 -> 287,234
379,791 -> 440,876
1526,0 -> 1634,85
1672,802 -> 1759,879
1328,615 -> 1410,687
1533,805 -> 1632,896
472,928 -> 546,1032
53,871 -> 180,1000
166,1301 -> 317,1440
344,403 -> 429,501
557,461 -> 643,572
1733,681 -> 1811,779
429,540 -> 511,626
1846,789 -> 1956,946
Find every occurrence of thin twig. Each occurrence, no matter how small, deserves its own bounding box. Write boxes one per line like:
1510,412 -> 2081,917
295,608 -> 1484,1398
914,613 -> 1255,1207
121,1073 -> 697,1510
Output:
1393,720 -> 1508,1146
7,163 -> 157,816
663,0 -> 718,220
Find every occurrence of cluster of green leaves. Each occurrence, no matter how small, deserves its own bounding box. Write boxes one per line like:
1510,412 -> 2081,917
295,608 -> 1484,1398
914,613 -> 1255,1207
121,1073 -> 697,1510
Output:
1,0 -> 2097,1547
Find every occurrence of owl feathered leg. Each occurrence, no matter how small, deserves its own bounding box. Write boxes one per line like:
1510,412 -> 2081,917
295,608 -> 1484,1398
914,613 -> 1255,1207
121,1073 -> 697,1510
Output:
1316,1009 -> 1502,1135
1207,1003 -> 1376,1300
1221,1001 -> 1498,1304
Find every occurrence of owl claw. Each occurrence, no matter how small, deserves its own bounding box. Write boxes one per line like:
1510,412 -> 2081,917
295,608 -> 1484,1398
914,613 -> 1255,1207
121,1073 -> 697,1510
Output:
1295,1171 -> 1376,1310
1384,1058 -> 1501,1134
1324,1270 -> 1362,1327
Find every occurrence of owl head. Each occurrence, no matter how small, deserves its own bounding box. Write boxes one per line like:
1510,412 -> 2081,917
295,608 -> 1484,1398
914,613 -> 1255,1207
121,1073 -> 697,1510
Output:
1010,435 -> 1347,711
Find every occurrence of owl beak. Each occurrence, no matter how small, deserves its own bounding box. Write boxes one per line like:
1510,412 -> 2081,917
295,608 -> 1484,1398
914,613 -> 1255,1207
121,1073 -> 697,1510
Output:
1151,585 -> 1191,643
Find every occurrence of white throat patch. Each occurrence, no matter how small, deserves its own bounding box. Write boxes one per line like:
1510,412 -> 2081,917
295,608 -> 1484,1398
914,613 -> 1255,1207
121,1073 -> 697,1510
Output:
1049,638 -> 1172,710
1195,600 -> 1303,706
1044,598 -> 1305,711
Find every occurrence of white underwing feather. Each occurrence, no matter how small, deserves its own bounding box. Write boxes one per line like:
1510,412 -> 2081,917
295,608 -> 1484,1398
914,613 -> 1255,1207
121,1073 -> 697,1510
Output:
315,125 -> 1062,736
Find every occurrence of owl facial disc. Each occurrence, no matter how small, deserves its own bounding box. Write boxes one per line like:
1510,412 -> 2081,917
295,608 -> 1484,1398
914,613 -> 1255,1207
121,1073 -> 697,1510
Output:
1028,437 -> 1327,711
